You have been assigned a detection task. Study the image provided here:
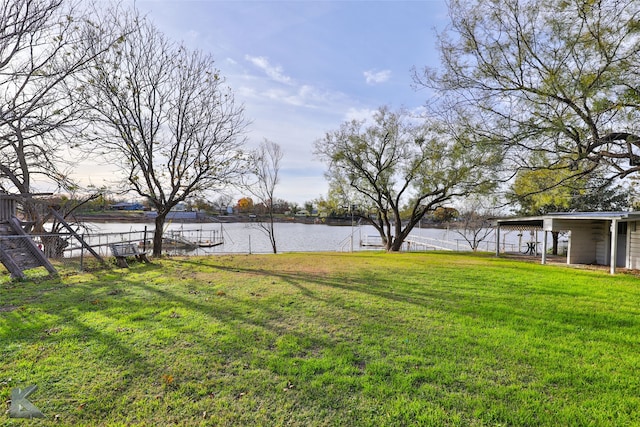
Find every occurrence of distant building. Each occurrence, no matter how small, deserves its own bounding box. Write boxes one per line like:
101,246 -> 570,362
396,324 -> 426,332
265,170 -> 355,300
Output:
144,211 -> 201,220
173,202 -> 187,212
110,202 -> 145,211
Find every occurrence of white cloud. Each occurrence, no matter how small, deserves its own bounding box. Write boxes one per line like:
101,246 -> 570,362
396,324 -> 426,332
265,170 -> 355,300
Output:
245,55 -> 292,85
235,61 -> 348,112
345,107 -> 377,123
363,69 -> 391,85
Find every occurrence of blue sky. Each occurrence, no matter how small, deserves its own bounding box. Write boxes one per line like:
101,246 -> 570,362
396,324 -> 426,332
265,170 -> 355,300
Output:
110,0 -> 450,204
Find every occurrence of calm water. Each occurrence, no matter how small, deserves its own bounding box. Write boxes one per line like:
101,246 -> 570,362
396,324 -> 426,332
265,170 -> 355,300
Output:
84,221 -> 501,255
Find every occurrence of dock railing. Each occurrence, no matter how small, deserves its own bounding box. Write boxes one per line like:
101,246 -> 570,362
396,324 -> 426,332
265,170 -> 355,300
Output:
0,226 -> 223,273
340,233 -> 518,253
402,235 -> 519,253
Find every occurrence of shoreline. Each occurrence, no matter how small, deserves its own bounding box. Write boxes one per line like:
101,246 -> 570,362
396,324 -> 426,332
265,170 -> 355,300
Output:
73,213 -> 350,225
73,213 -> 448,229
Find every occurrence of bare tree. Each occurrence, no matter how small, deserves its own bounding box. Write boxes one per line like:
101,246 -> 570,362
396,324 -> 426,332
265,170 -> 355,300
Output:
452,197 -> 497,252
82,11 -> 247,257
247,140 -> 283,253
0,0 -> 125,231
211,194 -> 234,215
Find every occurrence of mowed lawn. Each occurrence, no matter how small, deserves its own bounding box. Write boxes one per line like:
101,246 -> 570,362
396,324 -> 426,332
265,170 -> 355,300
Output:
1,252 -> 640,426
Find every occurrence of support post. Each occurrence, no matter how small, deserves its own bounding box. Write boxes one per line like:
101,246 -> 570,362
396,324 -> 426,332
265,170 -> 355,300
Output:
541,230 -> 548,265
610,219 -> 618,275
626,223 -> 632,269
49,208 -> 105,264
495,225 -> 500,256
143,226 -> 148,252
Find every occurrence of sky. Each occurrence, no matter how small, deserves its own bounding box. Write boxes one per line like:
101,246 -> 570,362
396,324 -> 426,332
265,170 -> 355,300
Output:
81,0 -> 450,205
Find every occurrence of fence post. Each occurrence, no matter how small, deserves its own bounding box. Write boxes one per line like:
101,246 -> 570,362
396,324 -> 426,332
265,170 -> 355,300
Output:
80,233 -> 85,272
143,226 -> 148,252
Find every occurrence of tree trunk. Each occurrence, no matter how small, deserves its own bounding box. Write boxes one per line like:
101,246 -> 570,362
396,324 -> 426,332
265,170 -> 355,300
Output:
389,237 -> 403,251
41,235 -> 68,258
552,231 -> 559,256
387,217 -> 420,252
153,213 -> 168,257
268,213 -> 277,254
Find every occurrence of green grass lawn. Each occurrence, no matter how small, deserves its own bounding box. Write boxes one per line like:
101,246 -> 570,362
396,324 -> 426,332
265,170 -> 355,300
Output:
1,252 -> 640,426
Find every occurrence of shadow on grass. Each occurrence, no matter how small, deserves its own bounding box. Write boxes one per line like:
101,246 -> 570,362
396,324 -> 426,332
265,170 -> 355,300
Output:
167,255 -> 640,346
4,253 -> 640,424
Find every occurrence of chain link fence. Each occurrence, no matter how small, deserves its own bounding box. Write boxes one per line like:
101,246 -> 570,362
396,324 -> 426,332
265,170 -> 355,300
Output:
0,228 -> 157,280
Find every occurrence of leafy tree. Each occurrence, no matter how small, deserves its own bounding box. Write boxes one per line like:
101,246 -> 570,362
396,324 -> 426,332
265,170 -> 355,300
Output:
510,167 -> 578,216
187,197 -> 214,213
569,175 -> 629,213
509,162 -> 630,253
304,201 -> 314,215
432,207 -> 459,223
315,106 -> 500,251
414,0 -> 640,184
237,197 -> 254,213
314,176 -> 361,219
510,167 -> 630,216
313,195 -> 339,218
289,203 -> 301,215
82,10 -> 247,257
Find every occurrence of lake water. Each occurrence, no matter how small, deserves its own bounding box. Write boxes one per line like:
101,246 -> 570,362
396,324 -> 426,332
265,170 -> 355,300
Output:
83,221 -> 525,255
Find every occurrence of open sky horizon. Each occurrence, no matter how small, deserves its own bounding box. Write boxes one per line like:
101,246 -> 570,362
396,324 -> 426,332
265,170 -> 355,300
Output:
76,0 -> 450,205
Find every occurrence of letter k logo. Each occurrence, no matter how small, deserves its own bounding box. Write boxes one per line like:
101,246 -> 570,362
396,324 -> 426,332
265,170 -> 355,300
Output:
9,385 -> 44,418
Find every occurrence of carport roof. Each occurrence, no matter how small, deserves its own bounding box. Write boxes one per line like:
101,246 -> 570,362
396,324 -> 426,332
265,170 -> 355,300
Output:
494,216 -> 543,229
495,211 -> 640,228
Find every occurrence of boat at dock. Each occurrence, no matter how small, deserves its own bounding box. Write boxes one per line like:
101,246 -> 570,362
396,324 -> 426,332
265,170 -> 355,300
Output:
162,235 -> 198,250
138,236 -> 199,251
196,240 -> 224,248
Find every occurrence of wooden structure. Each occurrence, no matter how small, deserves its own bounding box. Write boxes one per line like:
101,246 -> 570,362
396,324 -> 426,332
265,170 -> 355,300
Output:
496,211 -> 640,275
0,194 -> 56,279
49,209 -> 105,265
0,216 -> 57,279
109,243 -> 150,268
0,193 -> 107,279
